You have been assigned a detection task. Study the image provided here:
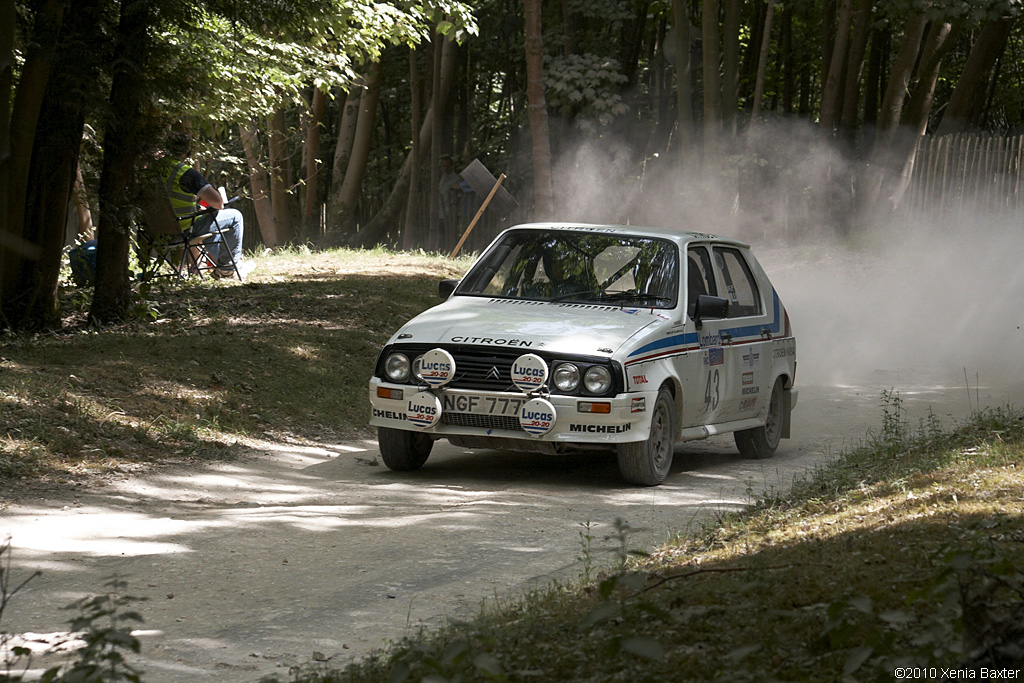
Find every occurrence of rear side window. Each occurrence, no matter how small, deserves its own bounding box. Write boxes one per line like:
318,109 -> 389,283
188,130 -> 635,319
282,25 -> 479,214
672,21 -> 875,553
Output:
712,247 -> 762,318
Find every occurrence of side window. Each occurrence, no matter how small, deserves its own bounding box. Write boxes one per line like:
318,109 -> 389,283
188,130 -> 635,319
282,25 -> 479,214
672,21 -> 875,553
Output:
686,246 -> 718,314
712,247 -> 762,318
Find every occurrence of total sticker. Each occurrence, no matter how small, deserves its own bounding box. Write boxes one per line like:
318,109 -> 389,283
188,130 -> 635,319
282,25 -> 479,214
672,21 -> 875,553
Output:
510,353 -> 548,392
416,348 -> 456,388
519,397 -> 556,437
406,391 -> 442,430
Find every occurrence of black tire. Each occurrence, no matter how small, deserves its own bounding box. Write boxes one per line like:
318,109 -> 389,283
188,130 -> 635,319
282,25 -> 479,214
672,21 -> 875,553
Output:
734,377 -> 784,459
617,387 -> 675,486
378,427 -> 433,471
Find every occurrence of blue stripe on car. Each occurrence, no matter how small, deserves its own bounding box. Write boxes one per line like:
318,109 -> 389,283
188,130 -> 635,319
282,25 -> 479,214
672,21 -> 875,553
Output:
626,290 -> 782,362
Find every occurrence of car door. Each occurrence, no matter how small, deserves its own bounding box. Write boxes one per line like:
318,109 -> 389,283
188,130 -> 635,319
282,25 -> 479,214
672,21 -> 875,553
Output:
711,245 -> 771,422
677,244 -> 734,427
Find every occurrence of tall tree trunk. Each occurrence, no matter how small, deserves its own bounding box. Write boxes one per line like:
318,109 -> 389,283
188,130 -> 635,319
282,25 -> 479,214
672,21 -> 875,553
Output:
672,0 -> 694,154
821,0 -> 836,99
936,18 -> 1014,136
429,30 -> 443,247
620,0 -> 651,89
702,0 -> 722,159
863,23 -> 888,126
6,0 -> 101,330
838,0 -> 872,144
0,0 -> 14,290
403,47 -> 422,251
335,60 -> 382,234
240,122 -> 276,247
901,20 -> 957,133
303,87 -> 326,237
722,0 -> 740,136
2,0 -> 63,316
859,11 -> 929,214
780,4 -> 794,114
876,12 -> 928,141
90,0 -> 155,326
524,0 -> 554,219
819,0 -> 852,134
328,85 -> 358,218
888,20 -> 958,209
750,0 -> 776,122
74,164 -> 94,239
348,39 -> 458,248
561,0 -> 579,57
268,107 -> 292,246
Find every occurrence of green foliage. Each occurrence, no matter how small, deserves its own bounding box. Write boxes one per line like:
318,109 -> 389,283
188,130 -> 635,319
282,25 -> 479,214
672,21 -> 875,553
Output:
877,387 -> 908,451
40,577 -> 147,683
577,520 -> 595,584
545,53 -> 629,130
1,538 -> 42,682
820,544 -> 1024,680
0,556 -> 147,683
876,0 -> 1024,23
172,1 -> 477,123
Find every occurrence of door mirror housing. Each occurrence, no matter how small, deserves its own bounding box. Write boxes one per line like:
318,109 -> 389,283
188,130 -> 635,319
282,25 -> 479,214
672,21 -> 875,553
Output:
439,279 -> 459,299
692,294 -> 729,328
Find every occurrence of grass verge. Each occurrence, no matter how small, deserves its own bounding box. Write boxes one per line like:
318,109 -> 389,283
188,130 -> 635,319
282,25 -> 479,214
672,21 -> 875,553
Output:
4,250 -> 1022,681
0,247 -> 470,501
268,404 -> 1024,683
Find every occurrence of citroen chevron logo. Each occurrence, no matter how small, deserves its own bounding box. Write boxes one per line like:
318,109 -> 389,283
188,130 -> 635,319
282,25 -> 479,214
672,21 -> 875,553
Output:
484,366 -> 501,380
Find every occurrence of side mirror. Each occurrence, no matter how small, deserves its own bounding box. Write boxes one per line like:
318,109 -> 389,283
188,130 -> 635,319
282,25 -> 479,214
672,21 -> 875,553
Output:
439,279 -> 459,299
692,294 -> 729,327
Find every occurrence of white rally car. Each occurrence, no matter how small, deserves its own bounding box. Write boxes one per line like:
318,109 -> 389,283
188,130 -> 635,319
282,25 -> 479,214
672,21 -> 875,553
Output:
368,223 -> 797,485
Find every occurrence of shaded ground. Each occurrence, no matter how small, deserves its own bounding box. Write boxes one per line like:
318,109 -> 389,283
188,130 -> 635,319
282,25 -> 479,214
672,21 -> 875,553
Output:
3,379 -> 1022,682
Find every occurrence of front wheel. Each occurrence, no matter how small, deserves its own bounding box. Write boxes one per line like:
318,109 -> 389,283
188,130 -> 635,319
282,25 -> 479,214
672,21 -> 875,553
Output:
378,427 -> 433,471
734,377 -> 784,459
616,387 -> 675,486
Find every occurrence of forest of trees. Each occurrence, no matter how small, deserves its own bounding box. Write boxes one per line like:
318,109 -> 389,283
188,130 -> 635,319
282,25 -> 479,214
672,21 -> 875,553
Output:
2,0 -> 1022,331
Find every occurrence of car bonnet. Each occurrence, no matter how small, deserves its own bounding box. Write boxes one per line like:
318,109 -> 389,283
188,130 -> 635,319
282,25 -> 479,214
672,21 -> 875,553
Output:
389,295 -> 671,357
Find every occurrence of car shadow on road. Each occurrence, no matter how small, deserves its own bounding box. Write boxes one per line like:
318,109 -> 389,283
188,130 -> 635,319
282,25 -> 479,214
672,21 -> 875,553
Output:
315,436 -> 755,491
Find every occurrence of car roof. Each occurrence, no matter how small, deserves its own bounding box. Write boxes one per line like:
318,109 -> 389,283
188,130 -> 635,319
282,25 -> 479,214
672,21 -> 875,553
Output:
505,222 -> 751,249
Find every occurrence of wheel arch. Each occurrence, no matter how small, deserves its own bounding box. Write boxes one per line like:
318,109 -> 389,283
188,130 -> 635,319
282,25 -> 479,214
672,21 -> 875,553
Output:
769,371 -> 794,439
660,377 -> 683,442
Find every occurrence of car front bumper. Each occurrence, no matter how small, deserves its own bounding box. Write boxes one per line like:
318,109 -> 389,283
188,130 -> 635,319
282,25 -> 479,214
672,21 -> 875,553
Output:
369,377 -> 655,444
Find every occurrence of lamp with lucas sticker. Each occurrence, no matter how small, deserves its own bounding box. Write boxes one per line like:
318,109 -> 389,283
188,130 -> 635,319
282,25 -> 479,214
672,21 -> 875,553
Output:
404,349 -> 557,437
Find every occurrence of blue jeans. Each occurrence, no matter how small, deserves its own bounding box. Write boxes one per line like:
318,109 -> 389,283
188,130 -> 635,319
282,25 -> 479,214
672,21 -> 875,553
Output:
189,208 -> 244,267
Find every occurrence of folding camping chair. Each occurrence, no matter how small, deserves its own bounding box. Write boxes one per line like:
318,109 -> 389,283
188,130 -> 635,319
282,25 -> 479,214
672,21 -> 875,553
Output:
136,182 -> 241,281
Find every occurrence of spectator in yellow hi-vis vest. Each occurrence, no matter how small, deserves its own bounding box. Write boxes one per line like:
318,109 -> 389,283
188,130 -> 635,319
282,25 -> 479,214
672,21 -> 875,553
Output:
163,131 -> 252,279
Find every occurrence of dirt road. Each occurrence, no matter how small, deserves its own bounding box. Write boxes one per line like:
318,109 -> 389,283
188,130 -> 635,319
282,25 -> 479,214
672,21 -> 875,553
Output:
3,375 -> 1021,682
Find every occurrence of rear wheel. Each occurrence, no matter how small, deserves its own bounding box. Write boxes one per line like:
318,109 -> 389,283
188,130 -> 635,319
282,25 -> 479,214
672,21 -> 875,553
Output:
378,427 -> 433,471
617,387 -> 675,486
734,377 -> 784,459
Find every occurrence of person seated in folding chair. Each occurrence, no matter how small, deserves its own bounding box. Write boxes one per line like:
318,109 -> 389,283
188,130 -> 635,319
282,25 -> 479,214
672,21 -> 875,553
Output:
163,131 -> 251,279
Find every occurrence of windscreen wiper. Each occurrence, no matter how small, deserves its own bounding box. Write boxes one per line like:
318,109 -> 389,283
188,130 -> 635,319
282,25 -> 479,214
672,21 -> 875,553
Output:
593,291 -> 673,305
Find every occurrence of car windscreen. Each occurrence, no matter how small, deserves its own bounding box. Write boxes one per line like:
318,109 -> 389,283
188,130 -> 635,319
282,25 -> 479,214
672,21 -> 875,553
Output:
456,230 -> 679,309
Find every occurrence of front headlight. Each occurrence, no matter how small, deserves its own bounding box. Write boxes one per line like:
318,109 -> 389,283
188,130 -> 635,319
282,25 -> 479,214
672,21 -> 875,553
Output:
584,366 -> 612,394
553,363 -> 580,391
384,353 -> 411,382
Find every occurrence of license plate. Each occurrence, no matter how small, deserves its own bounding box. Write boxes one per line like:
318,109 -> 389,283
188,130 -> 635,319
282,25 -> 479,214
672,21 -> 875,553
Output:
441,392 -> 525,417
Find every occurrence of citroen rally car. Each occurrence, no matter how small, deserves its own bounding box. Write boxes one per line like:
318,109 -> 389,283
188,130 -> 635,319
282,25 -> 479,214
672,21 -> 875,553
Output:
368,222 -> 797,485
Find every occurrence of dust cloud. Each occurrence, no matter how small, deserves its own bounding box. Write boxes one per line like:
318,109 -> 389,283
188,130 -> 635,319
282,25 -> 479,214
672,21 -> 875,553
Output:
549,122 -> 1024,405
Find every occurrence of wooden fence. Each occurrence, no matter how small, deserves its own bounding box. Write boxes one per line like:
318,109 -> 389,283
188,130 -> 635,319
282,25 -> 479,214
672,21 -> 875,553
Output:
904,133 -> 1024,216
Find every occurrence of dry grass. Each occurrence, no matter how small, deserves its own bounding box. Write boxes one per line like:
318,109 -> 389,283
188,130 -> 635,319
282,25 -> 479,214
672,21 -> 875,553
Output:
0,246 -> 471,501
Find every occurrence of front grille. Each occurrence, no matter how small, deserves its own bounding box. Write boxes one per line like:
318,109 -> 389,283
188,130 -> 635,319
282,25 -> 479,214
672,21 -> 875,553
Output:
448,351 -> 518,391
441,412 -> 524,432
377,343 -> 623,396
